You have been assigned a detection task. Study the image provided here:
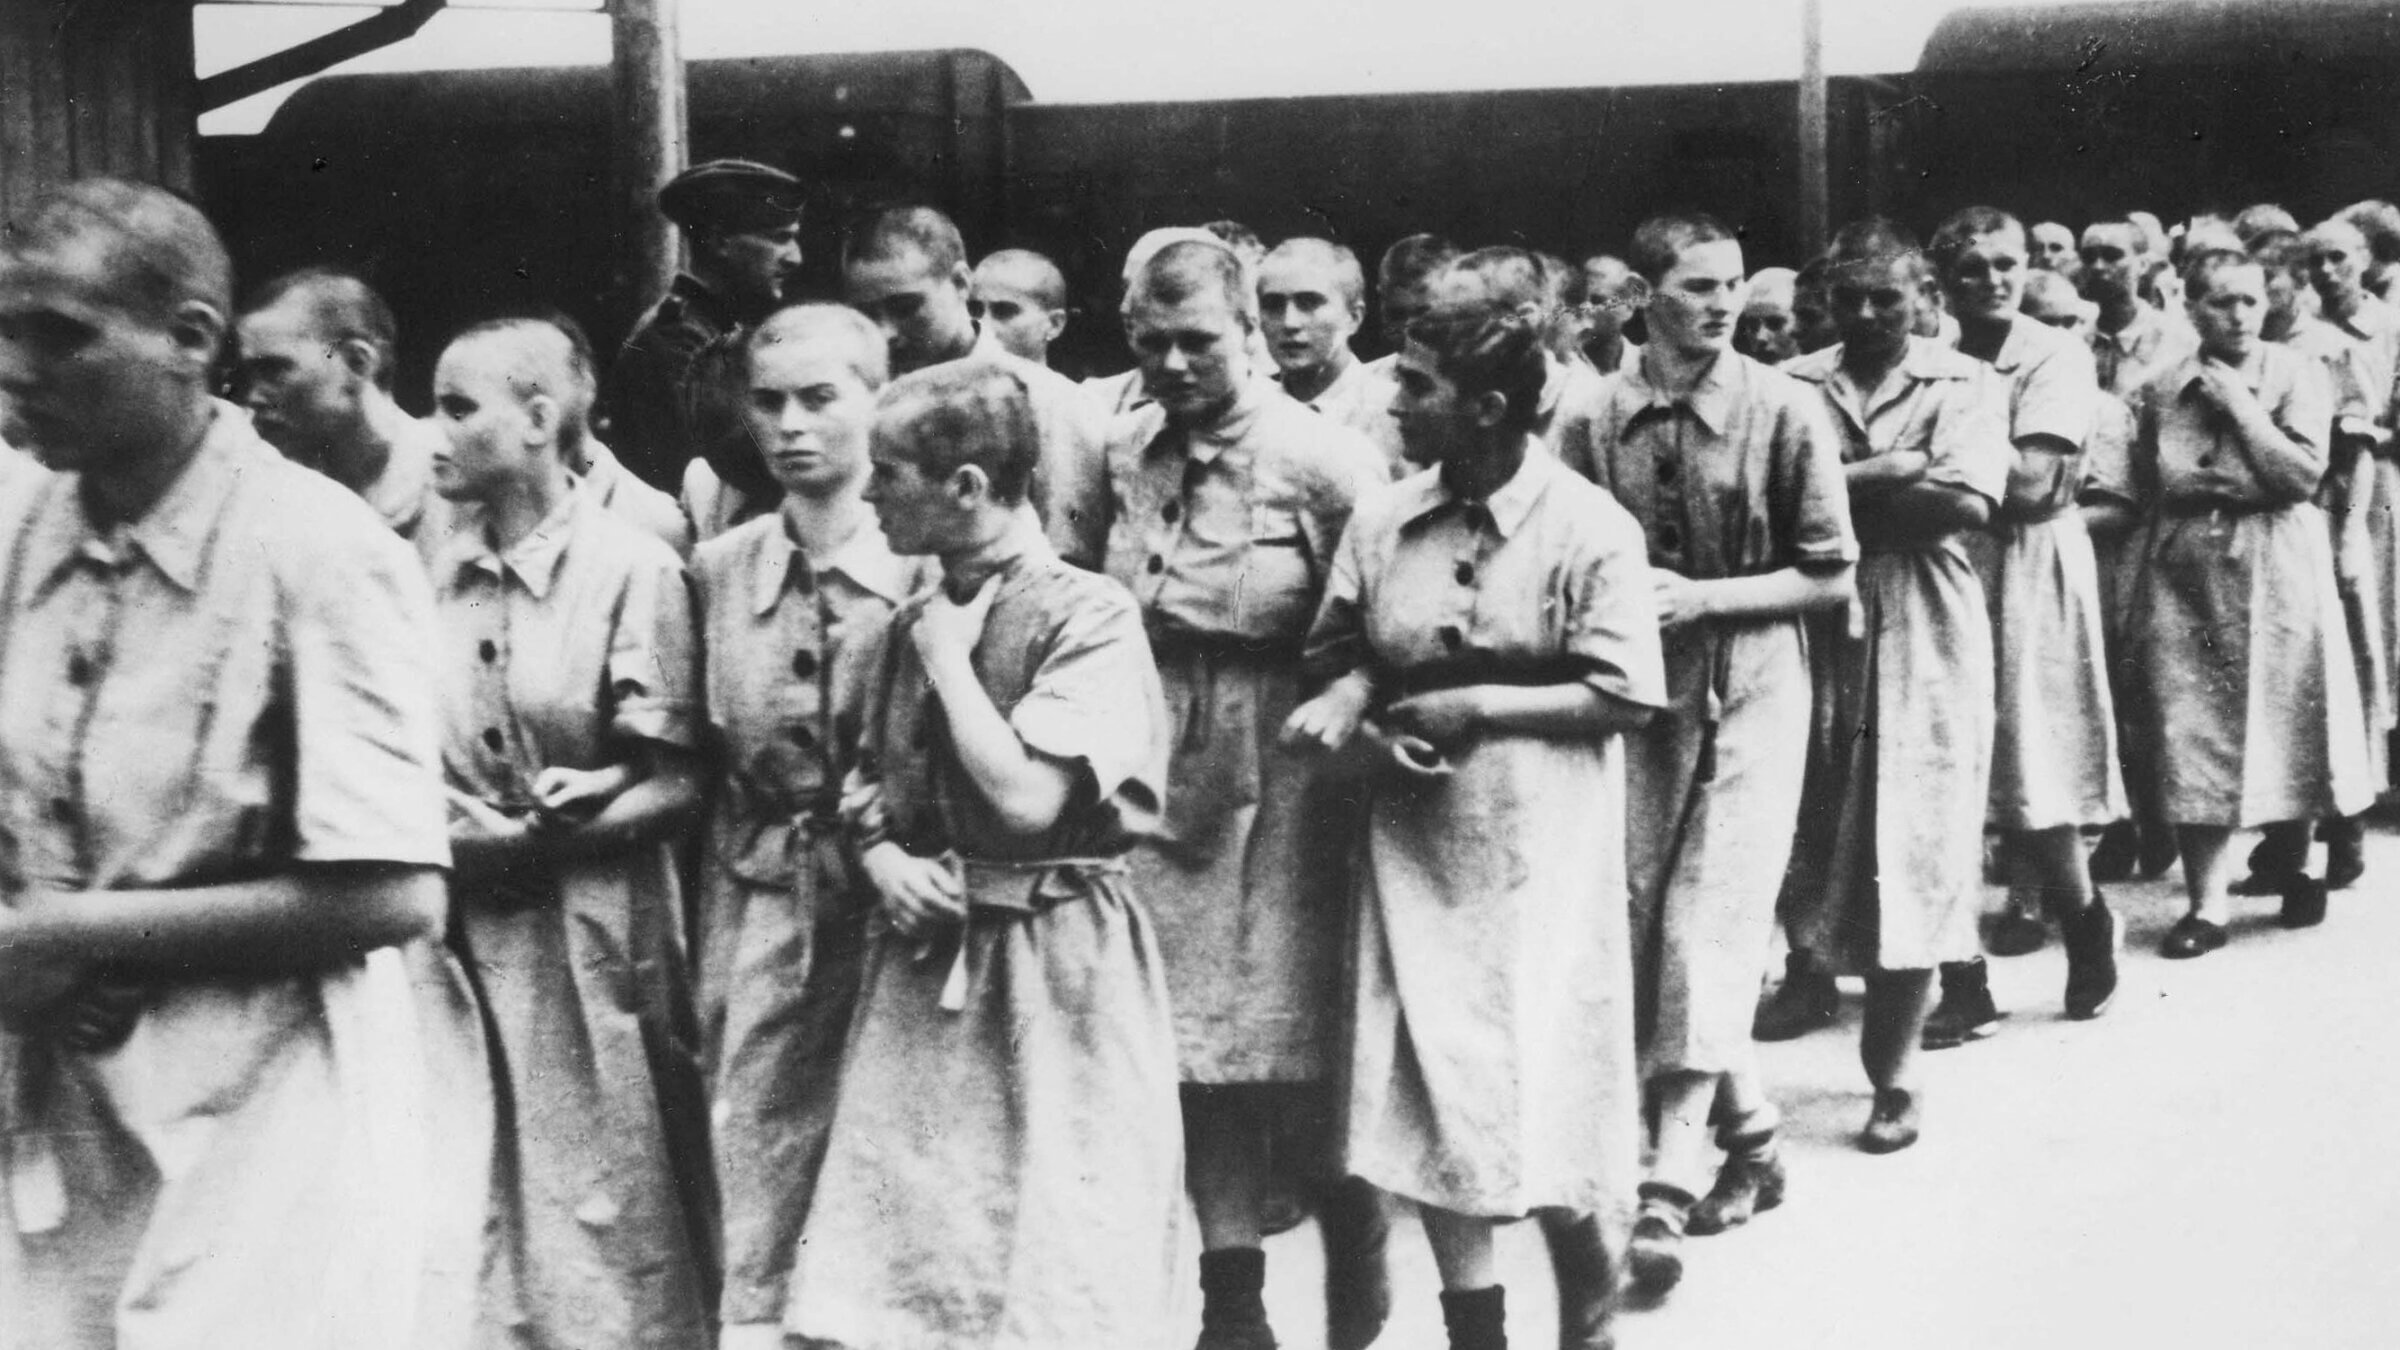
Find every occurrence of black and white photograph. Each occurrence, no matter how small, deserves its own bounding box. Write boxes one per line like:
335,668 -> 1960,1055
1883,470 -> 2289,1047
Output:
2,1 -> 2397,1346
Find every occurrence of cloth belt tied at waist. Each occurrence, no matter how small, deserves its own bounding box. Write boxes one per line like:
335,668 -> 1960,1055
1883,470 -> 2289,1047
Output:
2158,495 -> 2287,519
1145,622 -> 1299,664
914,854 -> 1129,1012
1381,658 -> 1594,700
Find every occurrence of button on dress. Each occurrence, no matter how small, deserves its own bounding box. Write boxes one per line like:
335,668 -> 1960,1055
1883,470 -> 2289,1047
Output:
1305,449 -> 1666,1222
1779,339 -> 2012,974
1093,380 -> 1387,1085
0,409 -> 457,1350
428,486 -> 712,1350
1557,351 -> 1857,1076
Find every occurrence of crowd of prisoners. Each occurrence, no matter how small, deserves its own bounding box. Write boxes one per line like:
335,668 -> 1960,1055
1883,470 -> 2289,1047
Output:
2,159 -> 2396,1350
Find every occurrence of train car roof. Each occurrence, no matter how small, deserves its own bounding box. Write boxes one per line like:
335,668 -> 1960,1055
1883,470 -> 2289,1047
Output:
1919,0 -> 2400,71
255,47 -> 1031,139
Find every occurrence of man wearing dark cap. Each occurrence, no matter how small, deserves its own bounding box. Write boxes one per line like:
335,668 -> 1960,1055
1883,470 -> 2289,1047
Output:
605,158 -> 805,491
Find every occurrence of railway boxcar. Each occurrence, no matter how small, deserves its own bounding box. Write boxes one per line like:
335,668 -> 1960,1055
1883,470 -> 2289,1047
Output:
200,48 -> 1027,399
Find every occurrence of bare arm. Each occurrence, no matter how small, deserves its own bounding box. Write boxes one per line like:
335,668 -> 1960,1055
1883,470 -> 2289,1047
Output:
1385,682 -> 1653,747
1884,480 -> 1992,535
921,639 -> 1080,835
4,863 -> 445,975
451,742 -> 703,879
1659,562 -> 1854,628
2199,365 -> 2323,504
2002,433 -> 2078,512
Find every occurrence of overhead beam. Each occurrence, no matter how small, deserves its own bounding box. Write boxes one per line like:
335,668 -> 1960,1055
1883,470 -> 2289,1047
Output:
197,0 -> 448,111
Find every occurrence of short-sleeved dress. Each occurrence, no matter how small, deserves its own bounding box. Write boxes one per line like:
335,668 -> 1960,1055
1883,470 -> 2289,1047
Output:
2126,348 -> 2376,825
690,513 -> 922,1326
2312,300 -> 2400,729
1305,448 -> 1667,1222
2283,317 -> 2396,778
427,487 -> 713,1350
785,530 -> 1182,1350
1780,339 -> 2012,974
1956,316 -> 2128,830
1556,351 -> 1857,1077
1290,357 -> 1409,476
0,407 -> 459,1350
1090,380 -> 1386,1086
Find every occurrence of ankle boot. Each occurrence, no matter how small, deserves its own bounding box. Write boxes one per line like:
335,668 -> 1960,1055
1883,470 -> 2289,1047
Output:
1318,1177 -> 1391,1350
1920,958 -> 2001,1049
1688,1125 -> 1787,1235
2062,894 -> 2120,1021
1752,951 -> 1838,1041
2232,821 -> 2310,895
1196,1247 -> 1276,1350
1538,1208 -> 1617,1350
1626,1182 -> 1694,1300
1438,1284 -> 1508,1350
2324,815 -> 2366,890
2087,818 -> 2137,882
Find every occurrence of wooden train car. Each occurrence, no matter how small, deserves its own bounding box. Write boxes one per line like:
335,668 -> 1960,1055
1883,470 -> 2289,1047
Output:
197,0 -> 2400,398
201,48 -> 1028,396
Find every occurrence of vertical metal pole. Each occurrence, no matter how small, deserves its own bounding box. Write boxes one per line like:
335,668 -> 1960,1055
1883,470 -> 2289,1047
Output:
611,0 -> 686,326
1798,0 -> 1829,255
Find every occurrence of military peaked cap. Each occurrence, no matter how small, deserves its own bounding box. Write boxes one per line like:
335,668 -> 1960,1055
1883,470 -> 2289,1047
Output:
658,159 -> 806,232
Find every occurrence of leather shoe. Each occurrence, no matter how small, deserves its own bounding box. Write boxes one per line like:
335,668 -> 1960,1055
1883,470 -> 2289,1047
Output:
2325,830 -> 2366,891
2062,897 -> 2120,1021
1986,905 -> 2049,957
2088,820 -> 2137,882
2278,876 -> 2329,929
2158,914 -> 2227,959
1752,953 -> 1839,1042
1857,1088 -> 1920,1154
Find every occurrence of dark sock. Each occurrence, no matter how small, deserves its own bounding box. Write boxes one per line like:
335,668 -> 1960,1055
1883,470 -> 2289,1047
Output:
1439,1284 -> 1507,1350
1199,1246 -> 1267,1328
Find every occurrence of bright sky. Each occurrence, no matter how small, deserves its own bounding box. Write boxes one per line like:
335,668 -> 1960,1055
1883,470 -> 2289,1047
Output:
193,0 -> 2081,135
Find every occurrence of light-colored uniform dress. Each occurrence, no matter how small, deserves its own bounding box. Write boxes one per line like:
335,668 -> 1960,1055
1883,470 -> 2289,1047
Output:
787,527 -> 1181,1350
2126,348 -> 2376,825
1078,379 -> 1385,1085
1556,352 -> 1856,1077
580,437 -> 696,558
427,487 -> 712,1350
1305,449 -> 1666,1222
0,407 -> 458,1350
964,329 -> 1111,563
1536,354 -> 1608,455
690,512 -> 921,1327
2088,303 -> 2197,822
1780,339 -> 2012,974
1287,355 -> 1408,476
2283,317 -> 2396,778
680,457 -> 775,546
1956,317 -> 2128,830
1083,366 -> 1150,420
2308,299 -> 2400,737
358,412 -> 446,540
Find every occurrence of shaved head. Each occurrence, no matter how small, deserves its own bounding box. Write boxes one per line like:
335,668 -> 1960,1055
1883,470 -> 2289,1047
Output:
1261,238 -> 1365,312
441,318 -> 580,411
5,178 -> 232,329
973,249 -> 1067,311
1126,239 -> 1249,318
747,302 -> 890,389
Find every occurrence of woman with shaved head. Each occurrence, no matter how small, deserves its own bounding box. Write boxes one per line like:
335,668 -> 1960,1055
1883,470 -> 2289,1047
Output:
426,317 -> 714,1350
0,178 -> 460,1349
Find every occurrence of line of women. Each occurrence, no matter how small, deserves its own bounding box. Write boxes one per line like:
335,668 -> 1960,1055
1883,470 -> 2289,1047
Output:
363,207 -> 2387,1350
